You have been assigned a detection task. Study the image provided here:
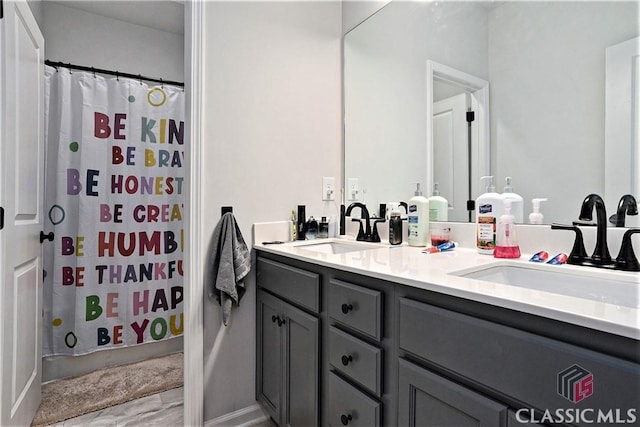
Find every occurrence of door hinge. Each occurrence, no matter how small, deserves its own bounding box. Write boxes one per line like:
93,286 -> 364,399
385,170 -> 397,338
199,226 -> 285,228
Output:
0,207 -> 4,230
466,111 -> 475,123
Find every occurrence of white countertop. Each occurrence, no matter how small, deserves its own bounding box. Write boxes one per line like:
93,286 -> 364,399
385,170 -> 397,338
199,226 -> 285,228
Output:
254,237 -> 640,340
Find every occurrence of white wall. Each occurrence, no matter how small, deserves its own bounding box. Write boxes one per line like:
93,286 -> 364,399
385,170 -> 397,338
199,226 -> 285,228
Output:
40,1 -> 184,383
489,1 -> 638,224
200,1 -> 342,421
344,1 -> 488,210
42,2 -> 184,82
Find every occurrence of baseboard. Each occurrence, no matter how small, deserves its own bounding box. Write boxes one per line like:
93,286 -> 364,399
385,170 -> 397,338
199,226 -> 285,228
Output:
205,403 -> 269,427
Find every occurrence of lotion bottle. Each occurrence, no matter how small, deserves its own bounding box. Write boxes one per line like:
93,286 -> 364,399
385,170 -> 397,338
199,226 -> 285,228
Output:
494,199 -> 521,258
528,198 -> 548,224
427,183 -> 448,222
502,176 -> 524,223
476,176 -> 503,254
408,183 -> 429,247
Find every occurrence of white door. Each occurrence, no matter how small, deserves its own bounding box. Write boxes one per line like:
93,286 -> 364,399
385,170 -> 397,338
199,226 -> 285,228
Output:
433,93 -> 469,222
0,1 -> 45,426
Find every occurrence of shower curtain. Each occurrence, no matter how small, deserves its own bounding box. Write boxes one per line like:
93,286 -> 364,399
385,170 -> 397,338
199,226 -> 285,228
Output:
43,66 -> 185,356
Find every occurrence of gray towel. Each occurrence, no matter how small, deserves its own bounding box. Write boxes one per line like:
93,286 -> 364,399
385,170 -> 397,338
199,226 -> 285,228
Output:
208,212 -> 251,325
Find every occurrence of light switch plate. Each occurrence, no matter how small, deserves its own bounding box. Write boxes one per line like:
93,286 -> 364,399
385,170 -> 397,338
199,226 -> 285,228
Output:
322,177 -> 335,201
347,178 -> 359,201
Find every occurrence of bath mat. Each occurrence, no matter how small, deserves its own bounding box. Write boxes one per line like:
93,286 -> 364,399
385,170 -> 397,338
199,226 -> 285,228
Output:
32,352 -> 183,426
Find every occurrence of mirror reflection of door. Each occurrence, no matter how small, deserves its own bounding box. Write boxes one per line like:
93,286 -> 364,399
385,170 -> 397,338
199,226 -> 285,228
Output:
433,93 -> 468,222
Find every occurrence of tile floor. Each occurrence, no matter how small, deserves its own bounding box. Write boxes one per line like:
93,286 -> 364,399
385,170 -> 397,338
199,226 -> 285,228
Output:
44,388 -> 276,427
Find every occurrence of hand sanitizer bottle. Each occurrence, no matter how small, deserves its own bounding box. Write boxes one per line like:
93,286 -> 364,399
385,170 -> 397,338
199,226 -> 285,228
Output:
502,176 -> 524,223
528,198 -> 548,224
494,199 -> 521,258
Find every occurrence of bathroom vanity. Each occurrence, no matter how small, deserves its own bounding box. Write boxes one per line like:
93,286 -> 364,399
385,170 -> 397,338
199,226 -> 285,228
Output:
254,240 -> 640,427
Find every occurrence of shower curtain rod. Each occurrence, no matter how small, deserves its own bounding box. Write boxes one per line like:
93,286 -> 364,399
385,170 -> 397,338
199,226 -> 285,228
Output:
45,60 -> 185,88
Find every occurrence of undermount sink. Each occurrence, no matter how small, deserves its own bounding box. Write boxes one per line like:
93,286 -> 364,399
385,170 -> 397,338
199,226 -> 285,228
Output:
451,263 -> 640,308
295,241 -> 382,255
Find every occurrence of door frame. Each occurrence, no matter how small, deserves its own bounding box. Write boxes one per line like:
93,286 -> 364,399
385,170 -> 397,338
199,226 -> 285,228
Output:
426,60 -> 490,204
184,1 -> 204,425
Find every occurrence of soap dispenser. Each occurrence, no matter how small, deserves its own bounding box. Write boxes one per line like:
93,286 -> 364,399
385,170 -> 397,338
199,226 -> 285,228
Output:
494,199 -> 521,258
427,183 -> 448,222
502,176 -> 524,223
529,198 -> 548,224
407,183 -> 429,247
476,176 -> 503,254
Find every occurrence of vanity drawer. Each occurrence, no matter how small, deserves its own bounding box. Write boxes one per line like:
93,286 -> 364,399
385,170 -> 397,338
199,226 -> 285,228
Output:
398,297 -> 640,422
328,279 -> 382,341
329,326 -> 383,396
328,372 -> 380,427
256,258 -> 320,313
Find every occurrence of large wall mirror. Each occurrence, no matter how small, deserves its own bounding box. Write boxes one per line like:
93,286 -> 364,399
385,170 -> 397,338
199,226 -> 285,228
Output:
344,0 -> 639,225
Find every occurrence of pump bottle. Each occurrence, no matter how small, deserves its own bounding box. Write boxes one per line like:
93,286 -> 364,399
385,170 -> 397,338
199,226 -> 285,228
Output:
494,199 -> 521,258
475,176 -> 503,254
502,177 -> 524,223
407,183 -> 429,246
528,198 -> 548,224
427,183 -> 448,222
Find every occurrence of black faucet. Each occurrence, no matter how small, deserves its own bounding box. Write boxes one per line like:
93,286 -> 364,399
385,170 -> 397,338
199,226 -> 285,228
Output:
345,202 -> 371,241
578,194 -> 612,266
615,228 -> 640,271
344,202 -> 383,242
609,194 -> 638,227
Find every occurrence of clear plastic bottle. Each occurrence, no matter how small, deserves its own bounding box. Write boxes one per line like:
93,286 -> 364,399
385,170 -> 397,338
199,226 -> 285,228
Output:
494,199 -> 521,258
502,176 -> 524,223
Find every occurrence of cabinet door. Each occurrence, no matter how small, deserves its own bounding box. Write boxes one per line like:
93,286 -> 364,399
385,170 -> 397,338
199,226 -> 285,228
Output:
257,290 -> 284,423
284,302 -> 320,427
398,359 -> 508,427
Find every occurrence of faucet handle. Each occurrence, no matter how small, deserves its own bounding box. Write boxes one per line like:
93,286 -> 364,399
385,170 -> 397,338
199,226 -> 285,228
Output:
615,228 -> 640,271
351,218 -> 365,241
551,223 -> 589,264
370,219 -> 385,243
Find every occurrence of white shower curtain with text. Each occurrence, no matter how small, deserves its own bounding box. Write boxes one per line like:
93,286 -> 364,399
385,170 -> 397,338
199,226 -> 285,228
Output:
43,66 -> 185,356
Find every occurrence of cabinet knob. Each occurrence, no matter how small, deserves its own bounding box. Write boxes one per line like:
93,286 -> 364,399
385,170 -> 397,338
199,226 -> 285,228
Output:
271,315 -> 285,327
341,355 -> 353,366
341,303 -> 353,314
341,414 -> 353,425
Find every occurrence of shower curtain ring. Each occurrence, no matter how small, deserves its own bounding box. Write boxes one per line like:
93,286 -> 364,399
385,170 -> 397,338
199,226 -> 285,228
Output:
116,71 -> 119,81
160,78 -> 163,88
91,67 -> 96,78
138,75 -> 143,85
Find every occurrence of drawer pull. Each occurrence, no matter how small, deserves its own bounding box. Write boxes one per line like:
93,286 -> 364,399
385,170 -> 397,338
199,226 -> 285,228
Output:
341,354 -> 353,366
341,303 -> 353,314
341,414 -> 353,425
271,315 -> 285,326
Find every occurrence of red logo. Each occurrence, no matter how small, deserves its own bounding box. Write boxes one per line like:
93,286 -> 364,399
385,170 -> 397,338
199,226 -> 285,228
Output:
558,364 -> 594,403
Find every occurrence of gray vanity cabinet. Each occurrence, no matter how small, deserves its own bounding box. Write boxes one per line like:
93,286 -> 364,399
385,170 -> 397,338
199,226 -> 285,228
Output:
256,258 -> 321,427
398,358 -> 508,426
255,251 -> 640,427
